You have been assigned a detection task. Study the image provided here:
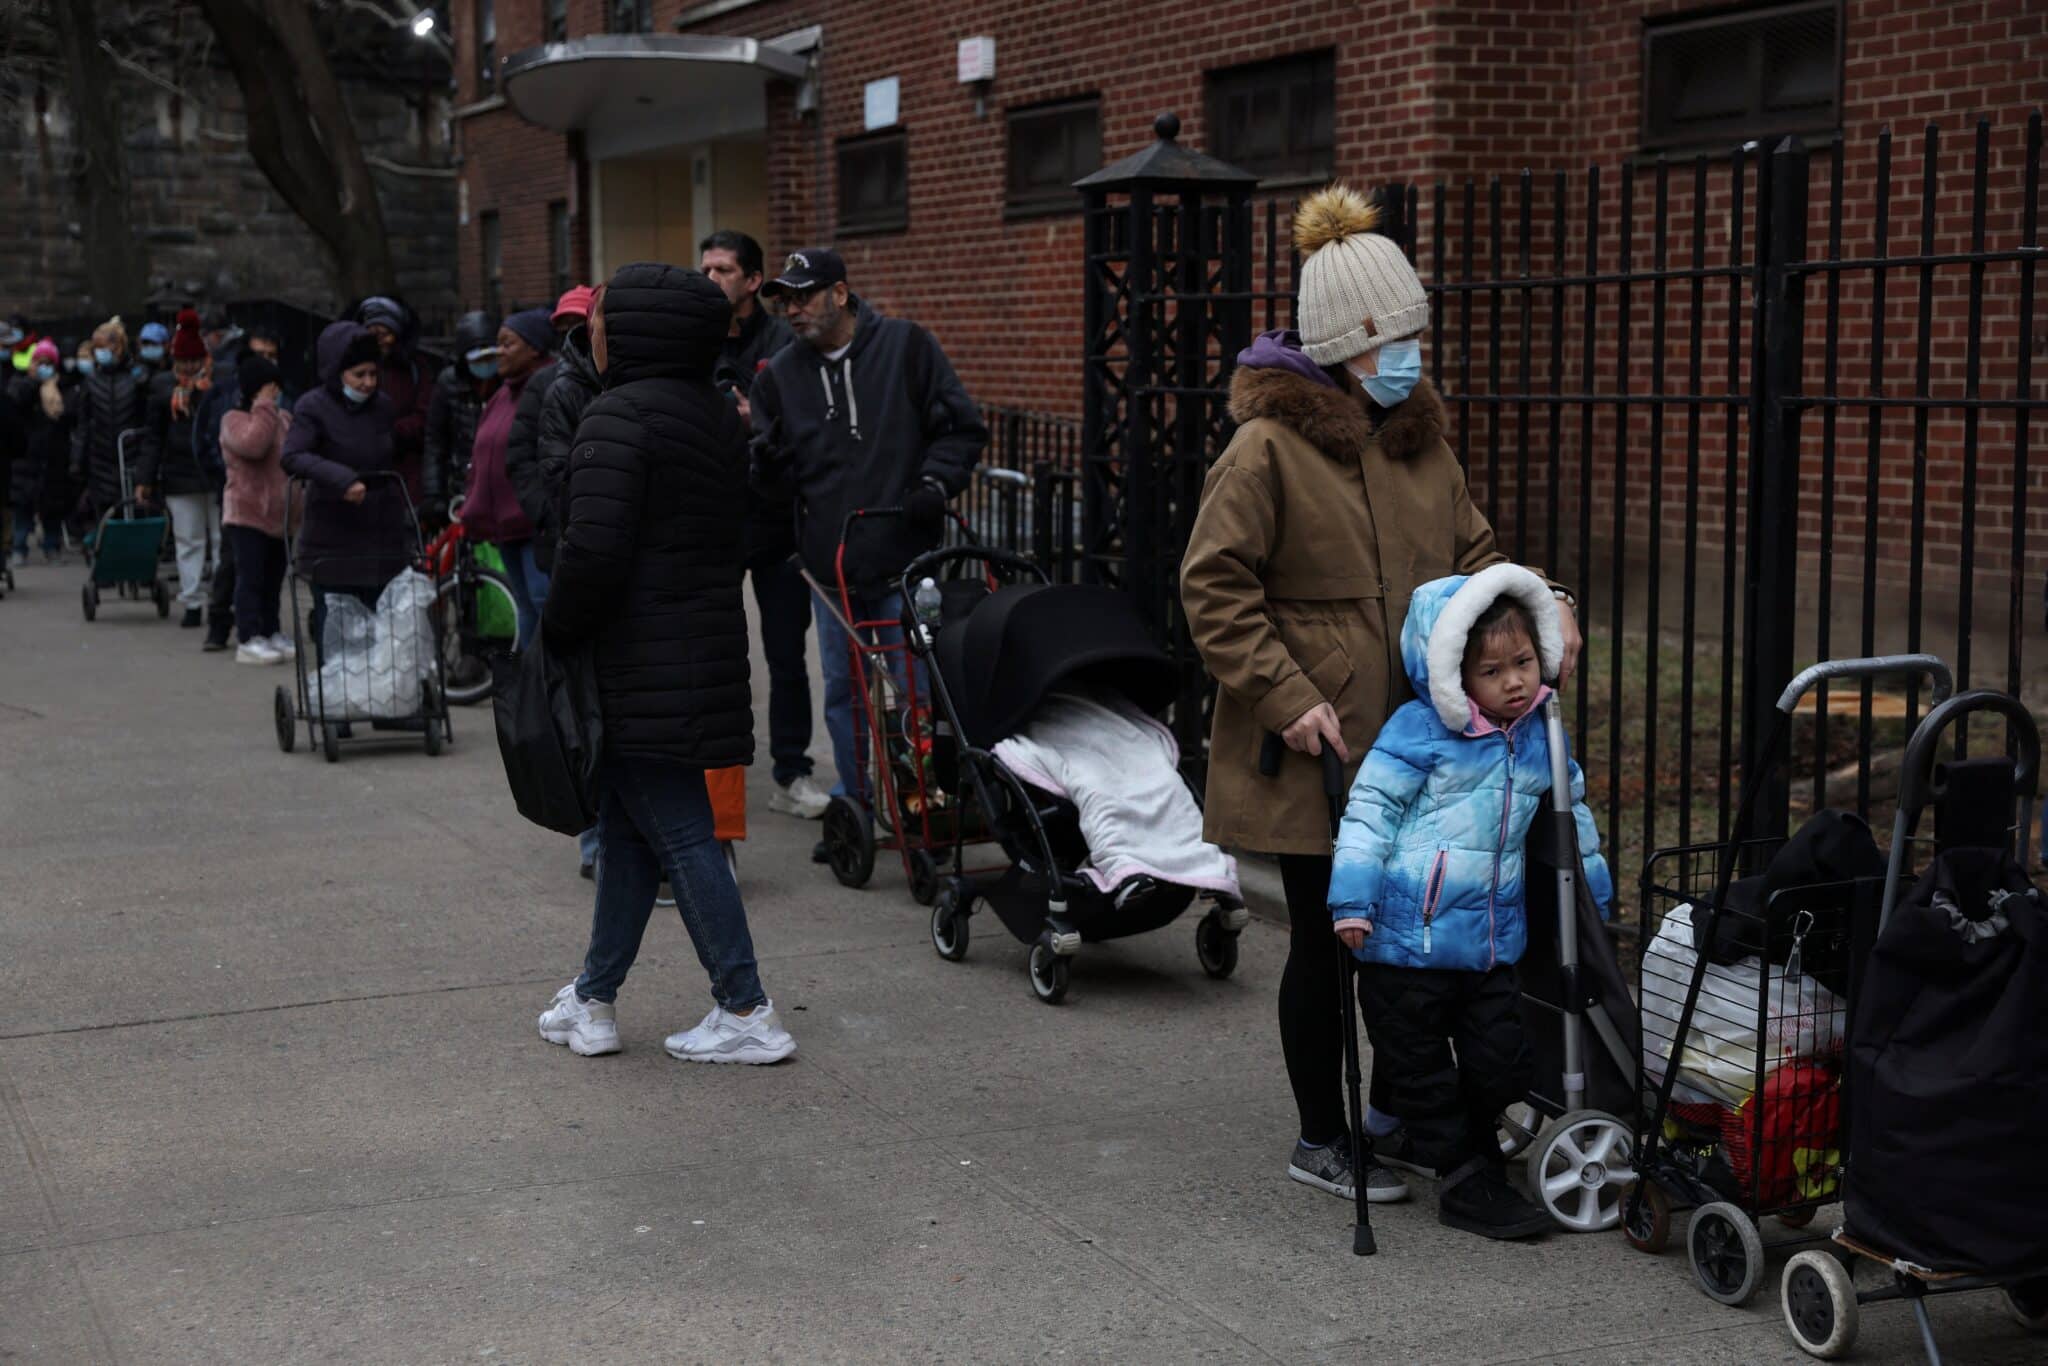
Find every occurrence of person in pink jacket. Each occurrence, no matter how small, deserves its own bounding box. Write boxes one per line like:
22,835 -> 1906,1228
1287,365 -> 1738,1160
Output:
219,353 -> 293,665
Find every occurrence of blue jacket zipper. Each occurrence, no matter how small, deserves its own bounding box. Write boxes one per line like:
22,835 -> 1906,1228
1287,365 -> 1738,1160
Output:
1487,726 -> 1516,969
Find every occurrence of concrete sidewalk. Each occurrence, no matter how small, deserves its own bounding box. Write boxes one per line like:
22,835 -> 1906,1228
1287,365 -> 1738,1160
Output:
0,559 -> 2032,1364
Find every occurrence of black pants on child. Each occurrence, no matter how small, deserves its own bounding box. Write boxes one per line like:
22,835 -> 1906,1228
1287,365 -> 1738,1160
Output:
1278,854 -> 1391,1147
1353,960 -> 1531,1173
224,524 -> 285,642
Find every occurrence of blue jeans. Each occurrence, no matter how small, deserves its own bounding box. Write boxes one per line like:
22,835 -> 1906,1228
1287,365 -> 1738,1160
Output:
578,826 -> 600,868
575,755 -> 765,1011
750,554 -> 815,787
813,588 -> 922,807
501,539 -> 548,645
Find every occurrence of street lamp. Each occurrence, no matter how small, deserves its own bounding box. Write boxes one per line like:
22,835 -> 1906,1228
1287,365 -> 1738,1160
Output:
411,12 -> 435,37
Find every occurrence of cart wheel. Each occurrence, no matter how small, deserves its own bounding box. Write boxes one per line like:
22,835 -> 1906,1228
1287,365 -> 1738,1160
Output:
421,683 -> 444,756
907,848 -> 941,905
1526,1110 -> 1635,1233
1777,1206 -> 1819,1229
930,888 -> 970,962
1622,1181 -> 1673,1254
1028,937 -> 1071,1005
822,796 -> 875,889
81,582 -> 96,621
1782,1250 -> 1859,1359
152,580 -> 169,618
273,686 -> 296,753
1498,1102 -> 1543,1159
321,723 -> 341,764
2003,1276 -> 2048,1332
1689,1201 -> 1767,1306
1195,913 -> 1239,979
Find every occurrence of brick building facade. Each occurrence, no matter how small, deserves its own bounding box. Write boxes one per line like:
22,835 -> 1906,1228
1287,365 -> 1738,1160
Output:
451,0 -> 2044,604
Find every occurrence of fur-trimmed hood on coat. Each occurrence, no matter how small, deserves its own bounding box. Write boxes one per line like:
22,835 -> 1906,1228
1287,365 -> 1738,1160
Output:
1227,361 -> 1449,463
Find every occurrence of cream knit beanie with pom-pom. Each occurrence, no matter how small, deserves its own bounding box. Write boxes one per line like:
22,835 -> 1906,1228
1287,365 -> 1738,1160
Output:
1293,184 -> 1429,365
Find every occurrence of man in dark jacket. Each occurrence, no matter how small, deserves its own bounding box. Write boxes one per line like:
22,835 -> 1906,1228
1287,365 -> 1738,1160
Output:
702,230 -> 823,821
70,319 -> 147,522
535,262 -> 794,1067
751,248 -> 986,829
356,296 -> 435,505
136,309 -> 221,628
422,310 -> 498,525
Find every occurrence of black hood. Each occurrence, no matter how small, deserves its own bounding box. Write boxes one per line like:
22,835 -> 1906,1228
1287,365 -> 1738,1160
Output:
598,263 -> 728,389
315,320 -> 382,397
556,323 -> 598,388
453,310 -> 498,355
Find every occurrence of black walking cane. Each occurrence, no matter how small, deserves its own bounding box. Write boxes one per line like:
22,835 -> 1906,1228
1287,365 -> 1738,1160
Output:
1262,733 -> 1377,1256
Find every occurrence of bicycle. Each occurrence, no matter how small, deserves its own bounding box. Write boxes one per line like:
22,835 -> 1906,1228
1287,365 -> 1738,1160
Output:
421,496 -> 524,705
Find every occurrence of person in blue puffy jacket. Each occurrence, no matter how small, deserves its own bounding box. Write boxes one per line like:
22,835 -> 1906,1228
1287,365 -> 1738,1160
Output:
1329,563 -> 1612,1239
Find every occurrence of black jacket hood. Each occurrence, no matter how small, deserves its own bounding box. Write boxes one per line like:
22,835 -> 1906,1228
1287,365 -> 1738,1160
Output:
598,263 -> 729,389
453,310 -> 498,355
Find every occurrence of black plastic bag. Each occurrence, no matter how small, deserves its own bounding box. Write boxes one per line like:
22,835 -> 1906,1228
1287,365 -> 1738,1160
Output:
491,638 -> 603,836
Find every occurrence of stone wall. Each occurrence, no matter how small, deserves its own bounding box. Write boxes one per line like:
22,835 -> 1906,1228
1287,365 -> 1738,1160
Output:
0,59 -> 457,332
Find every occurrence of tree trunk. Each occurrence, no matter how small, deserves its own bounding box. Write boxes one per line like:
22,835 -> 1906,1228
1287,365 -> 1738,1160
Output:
49,0 -> 150,315
196,0 -> 396,301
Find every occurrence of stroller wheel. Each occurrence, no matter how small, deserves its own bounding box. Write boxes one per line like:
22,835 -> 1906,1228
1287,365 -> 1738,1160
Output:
321,723 -> 341,764
930,889 -> 970,962
907,848 -> 941,906
1525,1109 -> 1634,1233
274,686 -> 296,753
1688,1200 -> 1766,1306
1622,1180 -> 1673,1254
81,582 -> 97,621
2004,1276 -> 2048,1332
1028,937 -> 1071,1005
422,683 -> 445,756
822,797 -> 875,889
1195,913 -> 1239,979
152,579 -> 169,617
1782,1251 -> 1859,1359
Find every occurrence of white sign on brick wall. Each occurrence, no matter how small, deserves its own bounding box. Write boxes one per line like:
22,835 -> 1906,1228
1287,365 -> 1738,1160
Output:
957,37 -> 996,84
864,77 -> 900,131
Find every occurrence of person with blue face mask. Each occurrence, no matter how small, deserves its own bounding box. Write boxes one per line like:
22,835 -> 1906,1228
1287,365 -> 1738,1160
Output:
135,320 -> 171,382
68,317 -> 146,525
9,338 -> 73,566
420,309 -> 498,528
1181,182 -> 1588,1226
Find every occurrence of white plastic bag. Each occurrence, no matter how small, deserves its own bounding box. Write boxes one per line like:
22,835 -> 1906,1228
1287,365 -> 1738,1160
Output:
315,569 -> 436,721
1640,902 -> 1845,1108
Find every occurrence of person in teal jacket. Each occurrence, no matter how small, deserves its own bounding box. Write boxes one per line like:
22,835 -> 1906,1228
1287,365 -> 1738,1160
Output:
1328,563 -> 1612,1239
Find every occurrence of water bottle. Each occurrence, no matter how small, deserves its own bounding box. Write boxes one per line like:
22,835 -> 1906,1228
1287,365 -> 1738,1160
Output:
913,576 -> 943,630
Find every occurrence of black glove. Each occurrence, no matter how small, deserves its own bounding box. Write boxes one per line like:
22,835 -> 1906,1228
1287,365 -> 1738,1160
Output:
905,480 -> 948,537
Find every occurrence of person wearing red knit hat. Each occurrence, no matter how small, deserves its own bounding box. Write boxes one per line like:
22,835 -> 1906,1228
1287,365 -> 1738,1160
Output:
136,308 -> 223,626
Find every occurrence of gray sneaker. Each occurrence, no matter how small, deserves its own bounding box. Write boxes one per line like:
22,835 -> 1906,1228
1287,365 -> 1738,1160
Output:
1288,1139 -> 1411,1204
1373,1123 -> 1443,1180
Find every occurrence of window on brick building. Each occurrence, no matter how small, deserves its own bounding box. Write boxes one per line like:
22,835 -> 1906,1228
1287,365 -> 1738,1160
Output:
606,0 -> 652,33
543,0 -> 568,43
837,132 -> 908,236
474,0 -> 496,95
1204,50 -> 1334,186
1642,1 -> 1841,153
1006,97 -> 1100,218
548,200 -> 571,300
481,211 -> 503,319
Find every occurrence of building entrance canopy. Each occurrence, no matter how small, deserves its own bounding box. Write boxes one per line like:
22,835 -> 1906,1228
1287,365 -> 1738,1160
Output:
503,35 -> 809,160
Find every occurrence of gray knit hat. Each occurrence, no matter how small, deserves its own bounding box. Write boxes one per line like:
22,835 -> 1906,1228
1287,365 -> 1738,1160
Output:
1293,184 -> 1428,365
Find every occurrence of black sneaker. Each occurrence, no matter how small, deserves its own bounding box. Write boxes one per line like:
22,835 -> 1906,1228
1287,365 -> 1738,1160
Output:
1437,1159 -> 1552,1240
202,633 -> 231,653
1373,1123 -> 1443,1180
180,607 -> 203,628
1287,1138 -> 1410,1204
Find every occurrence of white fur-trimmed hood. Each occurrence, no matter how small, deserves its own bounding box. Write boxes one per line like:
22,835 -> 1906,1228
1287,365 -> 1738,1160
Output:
1400,565 -> 1563,732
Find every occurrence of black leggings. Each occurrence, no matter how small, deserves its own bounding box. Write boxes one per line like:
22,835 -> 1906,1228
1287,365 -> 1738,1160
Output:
1277,854 -> 1388,1146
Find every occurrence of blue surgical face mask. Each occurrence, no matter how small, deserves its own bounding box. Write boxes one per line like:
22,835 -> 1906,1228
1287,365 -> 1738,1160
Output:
33,363 -> 57,381
139,343 -> 166,363
342,382 -> 373,405
1349,338 -> 1423,409
77,357 -> 96,376
468,358 -> 497,380
93,347 -> 115,367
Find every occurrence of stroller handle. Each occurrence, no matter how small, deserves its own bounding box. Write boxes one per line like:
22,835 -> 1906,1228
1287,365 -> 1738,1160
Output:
1258,733 -> 1348,839
1895,690 -> 2041,826
898,544 -> 1047,603
1773,653 -> 1953,715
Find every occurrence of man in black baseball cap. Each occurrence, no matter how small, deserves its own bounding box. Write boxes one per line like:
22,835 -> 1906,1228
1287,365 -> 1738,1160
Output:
749,245 -> 986,859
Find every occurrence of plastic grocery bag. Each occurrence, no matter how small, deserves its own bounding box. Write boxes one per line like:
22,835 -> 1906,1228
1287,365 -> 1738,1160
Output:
315,569 -> 437,720
1640,902 -> 1845,1108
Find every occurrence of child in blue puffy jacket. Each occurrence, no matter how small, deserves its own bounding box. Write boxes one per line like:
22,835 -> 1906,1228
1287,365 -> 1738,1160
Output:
1330,564 -> 1612,1240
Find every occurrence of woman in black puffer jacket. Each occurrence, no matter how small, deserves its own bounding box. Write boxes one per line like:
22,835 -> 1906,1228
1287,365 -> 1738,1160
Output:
534,262 -> 793,1068
69,318 -> 148,520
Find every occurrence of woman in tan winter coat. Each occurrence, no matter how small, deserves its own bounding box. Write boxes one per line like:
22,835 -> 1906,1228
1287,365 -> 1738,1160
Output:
1180,185 -> 1580,1207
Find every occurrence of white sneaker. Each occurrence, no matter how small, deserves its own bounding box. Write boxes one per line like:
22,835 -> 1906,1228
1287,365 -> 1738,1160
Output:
268,632 -> 296,657
663,1000 -> 795,1065
235,638 -> 284,666
769,774 -> 831,820
536,982 -> 621,1056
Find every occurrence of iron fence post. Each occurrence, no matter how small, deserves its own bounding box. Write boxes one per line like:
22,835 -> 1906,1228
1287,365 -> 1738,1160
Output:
1742,136 -> 1810,840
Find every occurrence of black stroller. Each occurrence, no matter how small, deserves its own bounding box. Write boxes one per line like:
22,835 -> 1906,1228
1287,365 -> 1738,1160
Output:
900,546 -> 1247,1005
